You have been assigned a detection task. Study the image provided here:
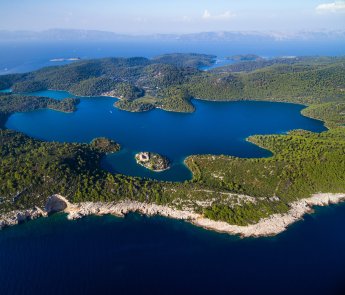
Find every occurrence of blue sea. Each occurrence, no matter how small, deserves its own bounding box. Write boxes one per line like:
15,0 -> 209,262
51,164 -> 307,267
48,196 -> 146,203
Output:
1,39 -> 345,74
1,40 -> 345,295
1,207 -> 345,295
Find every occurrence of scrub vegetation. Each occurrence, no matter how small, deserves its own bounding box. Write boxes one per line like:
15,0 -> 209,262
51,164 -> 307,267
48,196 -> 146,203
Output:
0,53 -> 345,226
0,93 -> 79,128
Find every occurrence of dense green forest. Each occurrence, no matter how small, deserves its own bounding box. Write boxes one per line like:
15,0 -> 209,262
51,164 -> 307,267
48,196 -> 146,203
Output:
226,54 -> 262,62
0,130 -> 162,214
0,54 -> 206,112
152,53 -> 216,68
166,128 -> 345,225
115,86 -> 195,113
0,94 -> 79,128
0,53 -> 345,227
1,54 -> 343,114
187,60 -> 345,104
115,97 -> 156,112
301,102 -> 345,129
90,137 -> 120,153
2,125 -> 343,226
0,54 -> 205,95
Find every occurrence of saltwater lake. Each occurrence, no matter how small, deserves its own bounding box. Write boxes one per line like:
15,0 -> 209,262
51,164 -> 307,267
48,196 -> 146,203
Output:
6,90 -> 326,181
3,89 -> 343,295
1,42 -> 345,295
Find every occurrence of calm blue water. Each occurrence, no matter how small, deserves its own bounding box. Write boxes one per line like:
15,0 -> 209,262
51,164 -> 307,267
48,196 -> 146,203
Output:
1,203 -> 345,295
1,43 -> 344,294
199,58 -> 236,70
0,88 -> 12,93
1,39 -> 345,74
6,90 -> 326,181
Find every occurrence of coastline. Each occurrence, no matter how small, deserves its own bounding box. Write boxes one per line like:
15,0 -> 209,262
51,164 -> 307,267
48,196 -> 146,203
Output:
1,193 -> 344,238
135,152 -> 171,172
136,162 -> 170,172
101,93 -> 329,130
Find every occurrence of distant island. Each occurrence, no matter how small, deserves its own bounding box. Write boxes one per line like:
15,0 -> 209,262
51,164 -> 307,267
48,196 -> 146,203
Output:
135,152 -> 170,172
0,29 -> 343,43
226,54 -> 262,61
50,57 -> 81,62
1,53 -> 343,126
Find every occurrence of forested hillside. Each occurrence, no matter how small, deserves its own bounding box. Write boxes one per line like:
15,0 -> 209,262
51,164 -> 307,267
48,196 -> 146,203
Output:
0,130 -> 161,214
167,128 -> 345,225
0,93 -> 79,128
1,54 -> 345,227
0,54 -> 343,115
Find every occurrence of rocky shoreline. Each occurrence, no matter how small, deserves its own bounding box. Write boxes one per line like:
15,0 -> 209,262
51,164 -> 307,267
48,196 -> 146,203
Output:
135,152 -> 170,172
0,207 -> 47,229
1,193 -> 345,237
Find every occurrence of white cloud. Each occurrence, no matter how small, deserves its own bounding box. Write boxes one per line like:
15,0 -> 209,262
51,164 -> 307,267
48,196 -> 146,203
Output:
182,16 -> 192,22
202,9 -> 236,20
134,17 -> 148,23
202,10 -> 211,19
316,1 -> 345,13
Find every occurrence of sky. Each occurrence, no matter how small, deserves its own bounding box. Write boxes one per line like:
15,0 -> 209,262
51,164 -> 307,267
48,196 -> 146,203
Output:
0,0 -> 344,34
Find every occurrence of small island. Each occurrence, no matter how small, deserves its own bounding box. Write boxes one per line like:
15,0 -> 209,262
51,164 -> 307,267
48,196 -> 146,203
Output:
50,57 -> 81,62
90,137 -> 120,153
135,152 -> 170,172
226,54 -> 262,61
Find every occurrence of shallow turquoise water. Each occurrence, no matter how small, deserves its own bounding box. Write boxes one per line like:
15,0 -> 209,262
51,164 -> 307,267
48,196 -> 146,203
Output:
0,88 -> 12,93
6,90 -> 326,181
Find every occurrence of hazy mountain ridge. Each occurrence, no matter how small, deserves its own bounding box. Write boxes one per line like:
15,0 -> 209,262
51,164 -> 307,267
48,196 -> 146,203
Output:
0,29 -> 344,42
